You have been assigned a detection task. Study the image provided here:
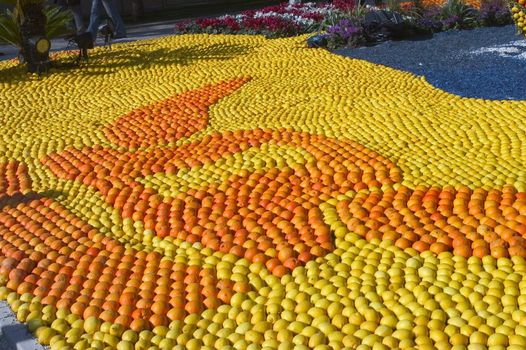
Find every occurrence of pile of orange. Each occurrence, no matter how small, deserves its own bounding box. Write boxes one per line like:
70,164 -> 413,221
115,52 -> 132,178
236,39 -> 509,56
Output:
1,77 -> 525,346
104,77 -> 252,149
42,79 -> 402,278
1,32 -> 526,349
0,162 -> 32,200
337,185 -> 526,258
0,165 -> 241,330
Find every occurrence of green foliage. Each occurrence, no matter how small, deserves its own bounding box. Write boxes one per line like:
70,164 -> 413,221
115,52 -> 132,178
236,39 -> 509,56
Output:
412,0 -> 424,10
386,0 -> 402,12
0,9 -> 19,46
441,0 -> 479,28
317,8 -> 344,31
1,0 -> 46,23
344,3 -> 368,19
0,3 -> 72,48
45,6 -> 73,39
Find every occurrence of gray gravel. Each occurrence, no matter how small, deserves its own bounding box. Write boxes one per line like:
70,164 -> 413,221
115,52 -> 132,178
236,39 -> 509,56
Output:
335,25 -> 526,100
0,330 -> 12,350
0,20 -> 177,61
0,301 -> 45,350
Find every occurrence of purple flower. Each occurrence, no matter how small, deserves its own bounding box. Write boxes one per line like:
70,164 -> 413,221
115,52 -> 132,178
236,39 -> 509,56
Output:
327,19 -> 361,40
415,6 -> 445,31
441,15 -> 460,28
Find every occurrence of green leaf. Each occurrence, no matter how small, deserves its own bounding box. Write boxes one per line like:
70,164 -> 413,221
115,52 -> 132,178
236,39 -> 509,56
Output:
45,5 -> 74,39
0,4 -> 72,49
0,9 -> 21,47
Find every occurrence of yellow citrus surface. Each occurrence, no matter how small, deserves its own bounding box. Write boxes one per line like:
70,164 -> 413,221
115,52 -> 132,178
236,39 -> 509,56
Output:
511,4 -> 526,36
0,34 -> 526,350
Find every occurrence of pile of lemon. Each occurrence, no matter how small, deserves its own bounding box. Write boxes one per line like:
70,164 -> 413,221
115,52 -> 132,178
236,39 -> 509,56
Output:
511,1 -> 526,35
1,33 -> 526,350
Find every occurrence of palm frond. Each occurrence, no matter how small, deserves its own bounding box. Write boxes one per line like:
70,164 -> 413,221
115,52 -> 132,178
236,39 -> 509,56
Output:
0,9 -> 21,47
45,5 -> 74,38
0,3 -> 72,49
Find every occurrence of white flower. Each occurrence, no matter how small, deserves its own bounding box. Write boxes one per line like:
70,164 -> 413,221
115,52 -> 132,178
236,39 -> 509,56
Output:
214,2 -> 332,28
252,11 -> 316,26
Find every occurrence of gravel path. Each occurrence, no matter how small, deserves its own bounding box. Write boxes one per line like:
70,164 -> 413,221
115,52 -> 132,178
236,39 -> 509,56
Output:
335,25 -> 526,100
0,301 -> 45,350
0,329 -> 12,350
0,21 -> 177,62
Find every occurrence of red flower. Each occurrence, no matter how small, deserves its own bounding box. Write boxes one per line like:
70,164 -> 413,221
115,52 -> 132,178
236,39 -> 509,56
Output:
333,0 -> 356,11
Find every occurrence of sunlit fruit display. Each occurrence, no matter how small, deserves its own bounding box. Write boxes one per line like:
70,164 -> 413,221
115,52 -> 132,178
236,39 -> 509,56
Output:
418,0 -> 481,8
1,33 -> 526,350
511,0 -> 526,36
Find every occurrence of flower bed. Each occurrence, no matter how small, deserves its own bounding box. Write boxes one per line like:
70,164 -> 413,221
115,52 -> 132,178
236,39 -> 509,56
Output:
175,0 -> 513,49
176,2 -> 335,37
0,33 -> 526,350
320,0 -> 512,49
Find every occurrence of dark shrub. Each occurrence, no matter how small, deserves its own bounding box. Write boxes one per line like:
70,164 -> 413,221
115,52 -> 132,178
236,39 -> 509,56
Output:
478,0 -> 512,26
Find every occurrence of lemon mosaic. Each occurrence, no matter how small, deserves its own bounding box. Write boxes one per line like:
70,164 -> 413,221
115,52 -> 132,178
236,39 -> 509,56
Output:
0,33 -> 525,350
138,145 -> 316,199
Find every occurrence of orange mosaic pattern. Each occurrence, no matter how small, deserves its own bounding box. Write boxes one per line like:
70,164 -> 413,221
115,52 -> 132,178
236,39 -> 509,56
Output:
0,78 -> 404,331
42,78 -> 526,267
0,162 -> 32,201
337,185 -> 526,259
104,77 -> 252,149
0,77 -> 525,345
44,129 -> 401,276
0,184 -> 231,330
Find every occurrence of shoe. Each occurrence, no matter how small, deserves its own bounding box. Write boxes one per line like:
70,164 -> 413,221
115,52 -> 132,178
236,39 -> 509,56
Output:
72,32 -> 94,49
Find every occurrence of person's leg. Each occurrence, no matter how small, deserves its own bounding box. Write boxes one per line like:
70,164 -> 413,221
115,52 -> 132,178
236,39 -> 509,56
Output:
101,0 -> 127,38
87,0 -> 103,38
70,5 -> 85,33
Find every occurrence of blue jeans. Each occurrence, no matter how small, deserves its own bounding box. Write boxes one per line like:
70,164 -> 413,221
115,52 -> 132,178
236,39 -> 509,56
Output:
87,0 -> 127,38
70,5 -> 85,33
